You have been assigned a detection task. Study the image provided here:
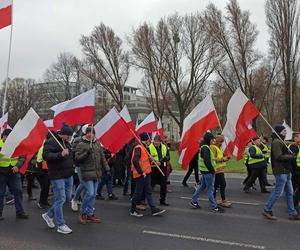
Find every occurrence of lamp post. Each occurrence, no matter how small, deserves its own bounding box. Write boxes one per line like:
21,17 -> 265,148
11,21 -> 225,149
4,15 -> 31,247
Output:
290,60 -> 294,130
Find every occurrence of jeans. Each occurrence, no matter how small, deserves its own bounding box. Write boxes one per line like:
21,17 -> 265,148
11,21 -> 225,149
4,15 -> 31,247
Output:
97,172 -> 113,196
265,173 -> 297,215
192,173 -> 217,209
0,170 -> 24,215
47,176 -> 73,226
74,167 -> 85,201
81,180 -> 98,216
131,174 -> 155,212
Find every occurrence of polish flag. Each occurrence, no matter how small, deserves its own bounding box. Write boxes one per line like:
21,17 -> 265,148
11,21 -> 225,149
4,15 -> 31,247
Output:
223,88 -> 259,160
283,120 -> 293,141
51,89 -> 95,129
136,112 -> 157,134
95,107 -> 133,154
44,119 -> 55,131
178,96 -> 219,169
157,118 -> 165,139
0,112 -> 9,133
120,105 -> 135,130
1,108 -> 48,167
0,0 -> 12,30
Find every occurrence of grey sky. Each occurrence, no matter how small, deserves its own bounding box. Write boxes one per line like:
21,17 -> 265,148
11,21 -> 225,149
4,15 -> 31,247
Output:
0,0 -> 268,84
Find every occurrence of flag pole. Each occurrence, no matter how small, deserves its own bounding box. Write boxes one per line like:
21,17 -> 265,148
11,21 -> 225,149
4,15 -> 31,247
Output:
2,0 -> 14,116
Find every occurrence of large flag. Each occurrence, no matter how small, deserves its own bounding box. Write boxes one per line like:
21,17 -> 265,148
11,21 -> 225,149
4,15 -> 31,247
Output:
223,88 -> 259,160
283,120 -> 293,141
0,112 -> 9,134
178,96 -> 219,169
95,107 -> 133,154
136,112 -> 157,134
120,105 -> 135,130
51,89 -> 95,129
157,118 -> 165,139
0,0 -> 12,30
1,108 -> 48,159
44,119 -> 54,130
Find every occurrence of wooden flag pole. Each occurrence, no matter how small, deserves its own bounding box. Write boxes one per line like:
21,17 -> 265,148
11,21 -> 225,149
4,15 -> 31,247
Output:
48,130 -> 65,150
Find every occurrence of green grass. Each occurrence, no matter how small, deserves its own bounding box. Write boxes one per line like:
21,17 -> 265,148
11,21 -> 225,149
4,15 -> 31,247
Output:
170,151 -> 272,174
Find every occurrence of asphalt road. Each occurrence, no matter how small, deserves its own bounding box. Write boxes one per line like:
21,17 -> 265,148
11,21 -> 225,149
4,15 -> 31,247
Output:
0,172 -> 299,250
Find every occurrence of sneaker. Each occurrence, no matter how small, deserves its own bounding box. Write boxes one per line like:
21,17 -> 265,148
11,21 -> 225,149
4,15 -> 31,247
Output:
108,194 -> 118,200
123,192 -> 130,196
130,210 -> 143,217
5,197 -> 14,205
152,207 -> 166,216
136,204 -> 146,211
42,213 -> 55,228
219,200 -> 232,208
16,213 -> 29,219
212,206 -> 225,213
57,224 -> 72,234
160,201 -> 169,206
190,201 -> 201,209
87,215 -> 101,223
288,214 -> 300,221
262,210 -> 277,220
71,199 -> 79,212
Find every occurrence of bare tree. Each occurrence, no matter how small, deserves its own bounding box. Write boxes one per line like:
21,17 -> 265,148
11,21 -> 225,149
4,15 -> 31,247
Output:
266,0 -> 300,126
80,23 -> 130,110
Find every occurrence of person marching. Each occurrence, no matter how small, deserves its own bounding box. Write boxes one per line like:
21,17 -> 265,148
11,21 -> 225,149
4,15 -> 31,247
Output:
242,140 -> 253,187
263,125 -> 300,220
190,132 -> 224,213
243,137 -> 269,193
260,136 -> 272,187
130,132 -> 166,217
182,151 -> 199,187
149,135 -> 170,206
210,135 -> 231,208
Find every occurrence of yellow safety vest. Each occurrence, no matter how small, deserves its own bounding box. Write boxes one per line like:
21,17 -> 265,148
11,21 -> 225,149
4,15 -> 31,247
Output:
261,143 -> 270,159
243,148 -> 250,165
149,143 -> 167,165
0,139 -> 19,168
248,145 -> 265,166
210,145 -> 226,174
198,145 -> 217,172
288,144 -> 300,168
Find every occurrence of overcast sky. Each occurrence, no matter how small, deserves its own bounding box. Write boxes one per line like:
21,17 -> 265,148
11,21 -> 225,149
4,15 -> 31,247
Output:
0,0 -> 268,85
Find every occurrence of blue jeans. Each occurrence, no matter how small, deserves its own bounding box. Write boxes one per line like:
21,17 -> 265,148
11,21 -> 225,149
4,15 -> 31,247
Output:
47,176 -> 73,226
81,180 -> 98,216
192,174 -> 217,209
0,170 -> 24,215
97,172 -> 113,196
265,173 -> 297,215
74,167 -> 85,201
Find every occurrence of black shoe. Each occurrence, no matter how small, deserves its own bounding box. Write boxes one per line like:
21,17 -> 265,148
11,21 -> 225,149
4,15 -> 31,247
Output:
289,214 -> 300,220
96,194 -> 105,200
16,213 -> 29,219
262,209 -> 277,220
123,192 -> 130,196
190,201 -> 201,209
261,190 -> 270,193
152,207 -> 166,216
212,206 -> 225,213
160,201 -> 169,206
108,194 -> 118,200
265,183 -> 273,187
182,182 -> 188,187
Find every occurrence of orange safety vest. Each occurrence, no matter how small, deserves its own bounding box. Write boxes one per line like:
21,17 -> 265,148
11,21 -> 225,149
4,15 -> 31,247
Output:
131,144 -> 152,179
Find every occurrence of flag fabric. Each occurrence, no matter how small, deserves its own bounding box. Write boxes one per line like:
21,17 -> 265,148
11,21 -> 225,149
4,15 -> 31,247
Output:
51,89 -> 96,129
95,107 -> 133,154
136,112 -> 157,134
120,105 -> 135,130
44,119 -> 55,130
223,88 -> 259,160
178,96 -> 220,169
0,0 -> 12,30
0,112 -> 9,134
157,118 -> 165,139
1,108 -> 48,160
283,120 -> 293,141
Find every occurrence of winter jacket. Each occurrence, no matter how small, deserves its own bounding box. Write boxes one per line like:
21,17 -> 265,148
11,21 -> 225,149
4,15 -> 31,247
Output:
75,136 -> 109,181
43,133 -> 74,180
271,137 -> 295,175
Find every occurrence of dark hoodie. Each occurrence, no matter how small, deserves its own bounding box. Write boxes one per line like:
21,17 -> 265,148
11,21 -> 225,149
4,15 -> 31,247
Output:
199,133 -> 215,174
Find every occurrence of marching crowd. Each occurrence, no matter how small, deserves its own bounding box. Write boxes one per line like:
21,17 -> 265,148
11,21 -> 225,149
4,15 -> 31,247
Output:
1,122 -> 300,235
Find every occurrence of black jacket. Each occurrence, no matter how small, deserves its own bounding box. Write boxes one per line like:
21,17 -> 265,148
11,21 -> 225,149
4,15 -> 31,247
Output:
288,144 -> 300,174
43,134 -> 74,180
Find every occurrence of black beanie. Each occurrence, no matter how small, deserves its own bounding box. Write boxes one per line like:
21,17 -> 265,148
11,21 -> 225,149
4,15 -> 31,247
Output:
1,128 -> 12,138
140,132 -> 150,141
203,132 -> 215,145
59,123 -> 73,136
275,125 -> 285,135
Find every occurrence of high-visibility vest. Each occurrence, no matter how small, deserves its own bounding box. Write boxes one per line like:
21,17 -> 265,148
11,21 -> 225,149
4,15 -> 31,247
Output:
198,145 -> 217,172
149,143 -> 167,167
37,146 -> 48,170
261,143 -> 270,159
0,139 -> 18,168
288,144 -> 300,168
131,144 -> 152,179
210,145 -> 226,174
248,145 -> 265,166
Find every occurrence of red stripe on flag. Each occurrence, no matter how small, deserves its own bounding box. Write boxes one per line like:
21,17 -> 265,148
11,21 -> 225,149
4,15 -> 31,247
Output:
19,154 -> 34,174
0,5 -> 12,30
136,121 -> 157,134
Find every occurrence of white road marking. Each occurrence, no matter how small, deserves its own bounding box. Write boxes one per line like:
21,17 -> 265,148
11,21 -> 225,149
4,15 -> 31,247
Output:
179,196 -> 260,206
143,230 -> 266,249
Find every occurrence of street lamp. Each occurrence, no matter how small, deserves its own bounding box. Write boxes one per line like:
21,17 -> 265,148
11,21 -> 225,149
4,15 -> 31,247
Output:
290,60 -> 294,130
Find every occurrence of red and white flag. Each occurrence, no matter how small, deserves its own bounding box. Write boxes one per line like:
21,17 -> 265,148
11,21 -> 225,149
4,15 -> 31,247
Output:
120,105 -> 135,130
44,119 -> 54,130
1,108 -> 48,160
0,0 -> 12,30
157,118 -> 165,139
95,107 -> 133,154
223,88 -> 259,160
178,96 -> 219,169
136,111 -> 157,134
51,89 -> 95,129
0,112 -> 9,133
